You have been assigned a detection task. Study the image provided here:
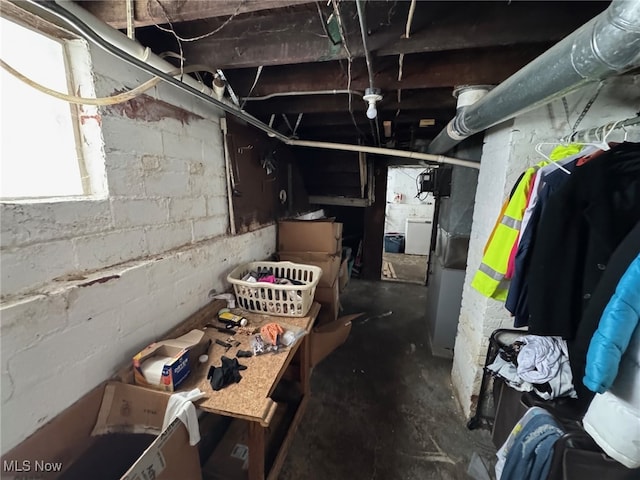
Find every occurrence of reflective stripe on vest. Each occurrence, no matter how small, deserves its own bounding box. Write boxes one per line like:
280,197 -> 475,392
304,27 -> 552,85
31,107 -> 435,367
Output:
472,163 -> 545,300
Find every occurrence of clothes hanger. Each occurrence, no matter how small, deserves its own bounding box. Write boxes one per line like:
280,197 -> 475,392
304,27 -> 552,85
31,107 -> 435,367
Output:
534,143 -> 573,175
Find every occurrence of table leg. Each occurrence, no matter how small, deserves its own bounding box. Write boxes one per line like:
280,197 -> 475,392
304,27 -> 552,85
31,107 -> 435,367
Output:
248,422 -> 266,480
299,335 -> 311,395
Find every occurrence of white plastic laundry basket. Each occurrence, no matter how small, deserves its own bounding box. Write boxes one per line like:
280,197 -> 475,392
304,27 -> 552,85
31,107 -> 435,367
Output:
227,261 -> 322,317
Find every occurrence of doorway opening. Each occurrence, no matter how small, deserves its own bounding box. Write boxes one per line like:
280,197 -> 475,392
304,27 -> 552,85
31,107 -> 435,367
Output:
381,166 -> 434,284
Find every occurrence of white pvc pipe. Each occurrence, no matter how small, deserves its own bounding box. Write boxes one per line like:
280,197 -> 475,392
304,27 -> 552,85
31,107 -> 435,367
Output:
241,90 -> 363,101
288,139 -> 480,169
455,86 -> 491,109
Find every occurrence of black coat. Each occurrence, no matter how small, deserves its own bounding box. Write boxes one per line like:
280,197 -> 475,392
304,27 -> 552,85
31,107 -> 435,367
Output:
568,221 -> 640,412
528,143 -> 640,339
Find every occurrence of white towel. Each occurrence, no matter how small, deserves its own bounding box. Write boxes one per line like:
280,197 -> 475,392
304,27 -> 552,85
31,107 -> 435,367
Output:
162,388 -> 206,446
486,356 -> 533,392
516,335 -> 564,384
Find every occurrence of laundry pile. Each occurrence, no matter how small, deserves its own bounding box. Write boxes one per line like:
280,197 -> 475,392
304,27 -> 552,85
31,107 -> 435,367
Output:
487,335 -> 576,400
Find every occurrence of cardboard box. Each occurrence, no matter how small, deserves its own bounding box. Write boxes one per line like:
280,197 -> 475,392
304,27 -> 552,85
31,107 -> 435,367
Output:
338,258 -> 349,292
314,277 -> 340,325
133,329 -> 205,392
202,420 -> 249,480
202,403 -> 292,480
278,251 -> 340,287
310,314 -> 362,367
1,382 -> 202,480
278,219 -> 343,254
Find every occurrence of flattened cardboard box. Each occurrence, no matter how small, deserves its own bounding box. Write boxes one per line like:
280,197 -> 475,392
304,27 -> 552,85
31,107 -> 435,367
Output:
201,420 -> 248,480
310,314 -> 363,367
1,382 -> 201,480
278,219 -> 343,254
278,251 -> 340,287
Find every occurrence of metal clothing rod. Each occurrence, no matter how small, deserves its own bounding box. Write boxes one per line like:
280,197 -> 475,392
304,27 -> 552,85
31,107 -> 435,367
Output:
562,116 -> 640,144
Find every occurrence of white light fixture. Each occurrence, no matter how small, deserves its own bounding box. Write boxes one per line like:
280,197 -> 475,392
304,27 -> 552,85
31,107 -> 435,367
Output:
363,87 -> 382,120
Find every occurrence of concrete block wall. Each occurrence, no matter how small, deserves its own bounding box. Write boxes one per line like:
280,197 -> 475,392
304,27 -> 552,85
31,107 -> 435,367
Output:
451,74 -> 640,417
0,45 -> 276,452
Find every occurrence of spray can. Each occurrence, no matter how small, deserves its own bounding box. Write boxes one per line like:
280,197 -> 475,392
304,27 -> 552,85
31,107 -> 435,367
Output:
218,308 -> 248,328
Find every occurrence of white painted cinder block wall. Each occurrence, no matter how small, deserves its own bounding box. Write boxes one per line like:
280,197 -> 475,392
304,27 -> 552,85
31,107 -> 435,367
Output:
451,74 -> 640,417
0,45 -> 276,452
385,167 -> 435,234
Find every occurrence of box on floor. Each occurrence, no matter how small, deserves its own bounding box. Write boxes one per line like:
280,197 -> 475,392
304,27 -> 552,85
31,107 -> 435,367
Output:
1,382 -> 201,480
310,313 -> 362,367
202,402 -> 296,480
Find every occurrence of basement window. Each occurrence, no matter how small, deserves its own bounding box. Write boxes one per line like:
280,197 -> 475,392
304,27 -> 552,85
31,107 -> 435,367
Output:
0,17 -> 105,200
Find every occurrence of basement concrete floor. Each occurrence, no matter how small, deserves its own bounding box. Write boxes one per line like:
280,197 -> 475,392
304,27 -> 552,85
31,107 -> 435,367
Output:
280,279 -> 495,480
382,252 -> 428,285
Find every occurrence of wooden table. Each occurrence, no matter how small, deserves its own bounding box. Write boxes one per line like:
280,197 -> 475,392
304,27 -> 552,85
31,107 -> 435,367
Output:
120,299 -> 320,480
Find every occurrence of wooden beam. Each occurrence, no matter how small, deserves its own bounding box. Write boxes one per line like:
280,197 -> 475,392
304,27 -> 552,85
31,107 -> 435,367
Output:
225,46 -> 549,97
1,0 -> 76,39
376,1 -> 607,56
308,196 -> 372,207
362,162 -> 388,280
76,0 -> 314,29
178,2 -> 605,69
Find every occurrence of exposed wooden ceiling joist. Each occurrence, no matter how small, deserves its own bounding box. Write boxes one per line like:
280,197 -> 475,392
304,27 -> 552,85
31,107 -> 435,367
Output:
77,0 -> 313,29
73,0 -> 610,145
175,1 -> 605,70
226,46 -> 549,98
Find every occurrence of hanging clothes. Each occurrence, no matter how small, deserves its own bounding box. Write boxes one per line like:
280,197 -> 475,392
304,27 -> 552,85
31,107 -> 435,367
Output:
584,254 -> 640,393
506,150 -> 592,325
568,221 -> 640,410
582,255 -> 640,468
472,163 -> 544,300
527,142 -> 640,338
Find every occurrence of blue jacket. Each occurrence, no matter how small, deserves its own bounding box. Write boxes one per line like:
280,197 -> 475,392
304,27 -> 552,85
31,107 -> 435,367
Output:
584,254 -> 640,394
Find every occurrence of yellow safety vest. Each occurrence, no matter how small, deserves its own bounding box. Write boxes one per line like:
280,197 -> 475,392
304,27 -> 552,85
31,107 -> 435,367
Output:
471,164 -> 545,300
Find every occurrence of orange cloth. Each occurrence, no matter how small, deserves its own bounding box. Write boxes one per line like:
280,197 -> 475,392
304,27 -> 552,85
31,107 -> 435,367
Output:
260,323 -> 284,345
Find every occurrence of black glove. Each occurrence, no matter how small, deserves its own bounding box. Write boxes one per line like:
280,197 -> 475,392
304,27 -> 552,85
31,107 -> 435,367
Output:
207,356 -> 247,391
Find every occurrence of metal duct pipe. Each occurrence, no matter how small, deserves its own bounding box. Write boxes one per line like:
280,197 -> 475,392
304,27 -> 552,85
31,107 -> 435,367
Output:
428,0 -> 640,154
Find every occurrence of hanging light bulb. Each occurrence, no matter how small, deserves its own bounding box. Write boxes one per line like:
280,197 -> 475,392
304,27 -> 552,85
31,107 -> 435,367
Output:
363,88 -> 382,120
366,101 -> 377,120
